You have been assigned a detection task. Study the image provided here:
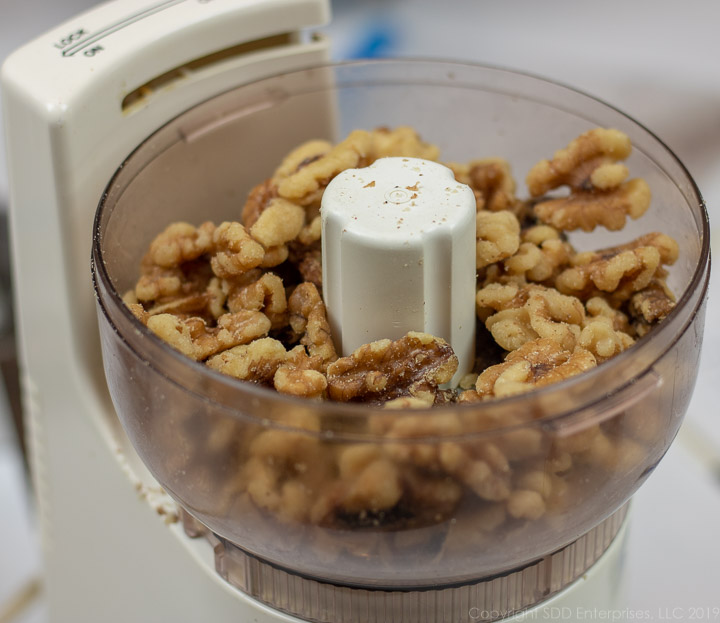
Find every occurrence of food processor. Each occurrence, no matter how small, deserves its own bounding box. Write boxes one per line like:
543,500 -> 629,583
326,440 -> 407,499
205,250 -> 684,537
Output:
1,1 -> 710,622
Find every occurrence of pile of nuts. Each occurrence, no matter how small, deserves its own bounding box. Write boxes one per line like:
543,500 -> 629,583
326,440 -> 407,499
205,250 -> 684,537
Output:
127,127 -> 676,544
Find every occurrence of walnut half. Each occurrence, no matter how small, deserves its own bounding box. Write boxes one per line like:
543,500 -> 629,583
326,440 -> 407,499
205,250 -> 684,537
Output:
326,332 -> 458,403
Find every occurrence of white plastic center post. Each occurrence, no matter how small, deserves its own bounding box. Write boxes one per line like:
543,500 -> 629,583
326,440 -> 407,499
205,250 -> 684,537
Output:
321,157 -> 477,386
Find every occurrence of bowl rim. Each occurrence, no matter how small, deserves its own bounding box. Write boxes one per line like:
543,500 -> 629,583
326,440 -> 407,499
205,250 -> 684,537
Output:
91,57 -> 712,435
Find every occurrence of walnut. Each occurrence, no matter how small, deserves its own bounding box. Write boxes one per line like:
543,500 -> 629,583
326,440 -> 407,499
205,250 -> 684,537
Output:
210,222 -> 265,278
527,128 -> 650,232
504,225 -> 573,283
241,179 -> 278,229
534,178 -> 650,232
249,197 -> 305,249
369,126 -> 440,161
244,427 -> 334,523
135,258 -> 224,322
276,130 -> 373,204
144,293 -> 212,318
440,501 -> 506,556
134,264 -> 184,302
145,315 -> 217,360
146,221 -> 215,268
205,277 -> 227,320
135,252 -> 215,308
447,157 -> 521,216
297,214 -> 322,247
475,282 -> 524,313
527,128 -> 632,196
382,395 -> 436,409
127,302 -> 149,324
326,332 -> 458,403
296,248 -> 323,288
335,445 -> 403,514
495,428 -> 545,462
216,310 -> 273,349
579,316 -> 634,363
571,430 -> 645,472
146,310 -> 270,361
469,159 -> 518,212
628,278 -> 676,334
381,412 -> 463,469
475,210 -> 521,269
401,469 -> 463,523
259,245 -> 290,268
564,233 -> 678,304
224,271 -> 288,329
273,139 -> 333,180
273,366 -> 326,399
128,125 -> 681,543
592,232 -> 679,265
206,337 -> 289,383
438,441 -> 512,501
287,282 -> 337,369
585,296 -> 633,334
474,338 -> 597,399
555,239 -> 669,303
507,489 -> 546,520
273,345 -> 327,399
478,284 -> 585,352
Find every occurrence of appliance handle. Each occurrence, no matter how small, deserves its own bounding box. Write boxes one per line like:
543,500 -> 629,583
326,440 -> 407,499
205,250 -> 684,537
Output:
3,0 -> 330,116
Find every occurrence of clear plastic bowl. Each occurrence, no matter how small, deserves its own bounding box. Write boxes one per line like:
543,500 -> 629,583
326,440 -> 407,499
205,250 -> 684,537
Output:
92,60 -> 710,589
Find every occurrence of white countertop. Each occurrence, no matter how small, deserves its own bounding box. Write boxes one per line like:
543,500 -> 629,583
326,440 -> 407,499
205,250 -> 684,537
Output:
1,1 -> 719,621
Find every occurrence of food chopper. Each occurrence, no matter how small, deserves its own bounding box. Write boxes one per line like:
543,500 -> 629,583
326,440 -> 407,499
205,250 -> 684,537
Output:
1,1 -> 710,622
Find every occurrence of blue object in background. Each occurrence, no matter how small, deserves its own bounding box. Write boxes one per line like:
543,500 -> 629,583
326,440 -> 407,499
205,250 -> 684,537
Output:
345,17 -> 399,59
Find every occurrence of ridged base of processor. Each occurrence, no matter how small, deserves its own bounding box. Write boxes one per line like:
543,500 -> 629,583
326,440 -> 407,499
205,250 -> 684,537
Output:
181,504 -> 629,623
